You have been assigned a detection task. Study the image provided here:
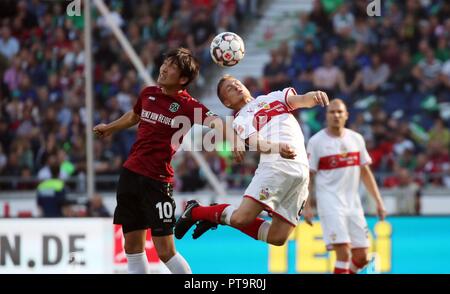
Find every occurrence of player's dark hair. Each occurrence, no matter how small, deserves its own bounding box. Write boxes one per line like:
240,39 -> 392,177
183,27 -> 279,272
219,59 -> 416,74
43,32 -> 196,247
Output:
216,74 -> 234,102
164,48 -> 199,88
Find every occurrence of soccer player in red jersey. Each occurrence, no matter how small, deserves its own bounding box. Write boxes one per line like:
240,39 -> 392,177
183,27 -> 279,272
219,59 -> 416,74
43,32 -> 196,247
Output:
93,48 -> 225,274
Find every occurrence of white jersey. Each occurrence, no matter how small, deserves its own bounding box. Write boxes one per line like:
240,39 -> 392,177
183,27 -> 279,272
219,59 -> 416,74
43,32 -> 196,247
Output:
307,128 -> 372,216
233,87 -> 308,167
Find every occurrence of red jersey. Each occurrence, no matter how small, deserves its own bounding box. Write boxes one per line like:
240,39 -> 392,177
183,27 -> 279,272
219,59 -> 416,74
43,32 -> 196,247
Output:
123,86 -> 215,182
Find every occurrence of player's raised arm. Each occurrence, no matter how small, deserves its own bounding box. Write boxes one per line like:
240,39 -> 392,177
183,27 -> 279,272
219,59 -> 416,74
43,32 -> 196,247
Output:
93,110 -> 140,138
286,90 -> 330,110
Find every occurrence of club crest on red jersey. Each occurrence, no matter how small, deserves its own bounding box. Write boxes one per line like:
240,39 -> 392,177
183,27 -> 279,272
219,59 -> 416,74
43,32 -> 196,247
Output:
169,102 -> 180,112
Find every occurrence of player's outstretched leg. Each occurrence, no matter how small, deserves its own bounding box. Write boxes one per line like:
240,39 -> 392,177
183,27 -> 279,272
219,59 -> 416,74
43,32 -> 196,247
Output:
192,203 -> 219,239
174,200 -> 200,239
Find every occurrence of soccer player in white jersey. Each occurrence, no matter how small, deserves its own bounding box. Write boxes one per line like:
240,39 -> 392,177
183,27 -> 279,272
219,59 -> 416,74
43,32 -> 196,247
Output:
175,75 -> 329,247
304,99 -> 386,274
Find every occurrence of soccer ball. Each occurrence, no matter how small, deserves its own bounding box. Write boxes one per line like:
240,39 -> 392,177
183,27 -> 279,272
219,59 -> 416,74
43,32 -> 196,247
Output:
210,32 -> 245,67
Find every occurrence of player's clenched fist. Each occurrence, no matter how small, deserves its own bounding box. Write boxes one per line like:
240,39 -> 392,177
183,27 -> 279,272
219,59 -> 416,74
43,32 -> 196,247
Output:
93,124 -> 112,138
279,143 -> 296,159
307,91 -> 329,107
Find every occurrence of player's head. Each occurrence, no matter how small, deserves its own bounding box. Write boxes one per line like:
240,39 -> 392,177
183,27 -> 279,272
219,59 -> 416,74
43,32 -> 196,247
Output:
326,99 -> 348,129
157,47 -> 199,90
217,75 -> 252,110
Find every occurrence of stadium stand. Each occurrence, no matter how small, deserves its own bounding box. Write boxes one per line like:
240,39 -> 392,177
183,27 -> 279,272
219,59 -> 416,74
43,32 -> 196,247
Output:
0,0 -> 448,196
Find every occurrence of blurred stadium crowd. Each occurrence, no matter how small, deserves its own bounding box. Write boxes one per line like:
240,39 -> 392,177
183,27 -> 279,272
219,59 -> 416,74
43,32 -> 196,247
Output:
0,0 -> 448,194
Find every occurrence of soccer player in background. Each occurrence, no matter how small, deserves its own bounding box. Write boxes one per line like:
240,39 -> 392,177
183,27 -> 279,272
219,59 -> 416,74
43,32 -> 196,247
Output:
93,48 -> 228,274
304,99 -> 387,274
175,75 -> 329,247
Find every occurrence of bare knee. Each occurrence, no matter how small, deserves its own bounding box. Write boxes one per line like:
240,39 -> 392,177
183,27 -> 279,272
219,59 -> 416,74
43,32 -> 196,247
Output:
124,241 -> 145,254
334,245 -> 351,261
352,255 -> 369,267
268,235 -> 287,246
230,212 -> 254,228
124,230 -> 146,254
156,247 -> 176,263
267,230 -> 289,246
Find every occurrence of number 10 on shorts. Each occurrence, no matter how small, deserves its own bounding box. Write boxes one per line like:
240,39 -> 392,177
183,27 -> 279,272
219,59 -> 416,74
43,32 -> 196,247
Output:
156,202 -> 173,220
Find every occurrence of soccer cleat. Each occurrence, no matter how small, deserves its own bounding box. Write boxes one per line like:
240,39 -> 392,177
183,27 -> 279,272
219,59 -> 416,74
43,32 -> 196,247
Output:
192,220 -> 218,239
174,200 -> 199,239
192,203 -> 219,239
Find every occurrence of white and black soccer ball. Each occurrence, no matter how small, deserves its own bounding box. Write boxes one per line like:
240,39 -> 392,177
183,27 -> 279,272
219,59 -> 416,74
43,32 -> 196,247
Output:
210,32 -> 245,67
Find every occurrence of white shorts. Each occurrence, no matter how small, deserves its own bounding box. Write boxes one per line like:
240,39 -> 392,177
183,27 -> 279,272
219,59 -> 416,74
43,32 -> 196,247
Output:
319,213 -> 370,250
244,160 -> 309,226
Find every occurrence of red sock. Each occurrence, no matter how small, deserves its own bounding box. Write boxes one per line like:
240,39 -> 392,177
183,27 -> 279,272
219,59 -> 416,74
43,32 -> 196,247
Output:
334,268 -> 350,274
191,204 -> 229,223
238,218 -> 265,240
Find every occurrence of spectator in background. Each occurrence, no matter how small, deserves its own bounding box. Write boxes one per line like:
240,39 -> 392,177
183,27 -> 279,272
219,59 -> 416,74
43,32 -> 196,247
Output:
37,156 -> 68,217
263,49 -> 290,92
425,140 -> 450,186
291,39 -> 321,93
0,26 -> 19,59
428,117 -> 450,150
362,53 -> 390,94
86,193 -> 110,217
338,48 -> 363,100
412,48 -> 442,93
393,168 -> 421,215
439,58 -> 450,98
309,0 -> 332,38
392,133 -> 415,157
351,17 -> 375,46
187,8 -> 216,68
391,50 -> 415,93
177,153 -> 206,192
382,38 -> 401,71
0,145 -> 7,175
313,51 -> 341,98
3,56 -> 21,92
174,0 -> 193,35
293,12 -> 317,47
332,3 -> 354,41
397,148 -> 417,172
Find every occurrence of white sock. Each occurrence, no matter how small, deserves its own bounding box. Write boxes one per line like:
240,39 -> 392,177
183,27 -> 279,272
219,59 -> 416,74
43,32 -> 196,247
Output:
257,221 -> 271,242
221,205 -> 237,225
350,259 -> 366,273
335,260 -> 350,270
126,252 -> 149,274
164,252 -> 192,274
350,261 -> 360,274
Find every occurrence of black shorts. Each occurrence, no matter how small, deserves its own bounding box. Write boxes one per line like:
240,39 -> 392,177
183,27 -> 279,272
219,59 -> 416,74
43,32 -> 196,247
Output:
113,167 -> 175,236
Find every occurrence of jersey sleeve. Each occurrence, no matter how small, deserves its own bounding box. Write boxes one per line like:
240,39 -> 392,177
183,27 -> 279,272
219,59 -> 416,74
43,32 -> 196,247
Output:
233,113 -> 257,140
306,137 -> 319,172
268,87 -> 297,111
186,99 -> 217,126
133,91 -> 143,115
357,133 -> 372,165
